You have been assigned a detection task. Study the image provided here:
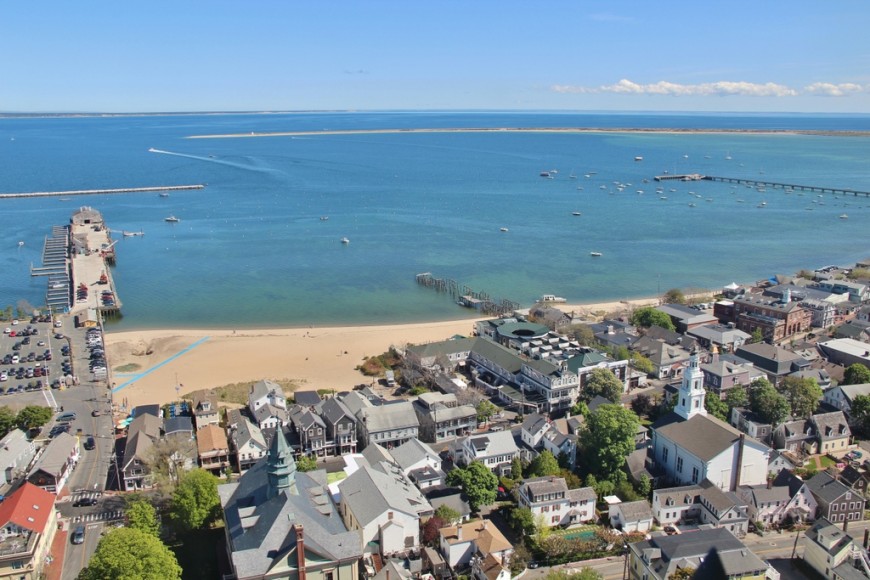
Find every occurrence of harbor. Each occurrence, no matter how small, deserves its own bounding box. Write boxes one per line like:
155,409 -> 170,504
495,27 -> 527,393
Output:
0,184 -> 204,199
30,207 -> 123,317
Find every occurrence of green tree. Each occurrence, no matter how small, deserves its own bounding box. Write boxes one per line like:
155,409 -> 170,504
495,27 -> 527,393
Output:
724,387 -> 748,411
630,394 -> 654,418
296,455 -> 317,472
528,450 -> 560,478
476,399 -> 498,423
446,461 -> 498,512
543,568 -> 604,580
125,496 -> 160,538
630,307 -> 676,331
849,394 -> 870,434
704,390 -> 729,421
779,376 -> 822,418
630,352 -> 655,376
571,324 -> 596,346
748,378 -> 790,426
79,528 -> 181,580
750,328 -> 764,344
511,456 -> 525,480
843,363 -> 870,386
613,345 -> 631,362
16,405 -> 52,431
663,288 -> 686,304
169,469 -> 221,532
669,568 -> 695,580
582,368 -> 624,403
569,400 -> 589,417
0,407 -> 18,438
581,404 -> 640,481
509,506 -> 536,536
636,474 -> 652,499
434,504 -> 460,524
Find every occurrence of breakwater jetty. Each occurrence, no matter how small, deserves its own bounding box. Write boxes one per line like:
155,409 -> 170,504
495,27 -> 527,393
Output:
415,272 -> 520,316
653,174 -> 870,197
0,184 -> 205,199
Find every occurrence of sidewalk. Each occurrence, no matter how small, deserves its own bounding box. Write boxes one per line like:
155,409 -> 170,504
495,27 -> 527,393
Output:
44,521 -> 69,580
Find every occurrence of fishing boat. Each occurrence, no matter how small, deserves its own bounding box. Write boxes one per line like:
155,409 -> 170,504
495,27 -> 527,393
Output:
340,237 -> 350,244
590,251 -> 602,257
539,171 -> 551,178
164,215 -> 180,223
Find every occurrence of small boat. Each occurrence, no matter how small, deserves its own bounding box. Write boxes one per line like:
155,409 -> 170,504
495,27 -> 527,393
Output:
320,216 -> 329,221
590,251 -> 602,257
539,171 -> 551,178
540,294 -> 567,303
164,216 -> 180,223
122,230 -> 144,237
340,237 -> 350,244
17,241 -> 24,247
499,227 -> 509,232
569,170 -> 577,179
688,203 -> 696,207
572,212 -> 582,216
634,156 -> 643,162
839,214 -> 849,219
158,192 -> 170,198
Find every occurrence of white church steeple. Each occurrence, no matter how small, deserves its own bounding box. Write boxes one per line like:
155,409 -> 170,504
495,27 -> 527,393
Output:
675,347 -> 706,420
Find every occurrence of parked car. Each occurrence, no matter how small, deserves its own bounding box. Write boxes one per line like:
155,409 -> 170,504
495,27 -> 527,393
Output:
73,497 -> 97,507
71,525 -> 85,544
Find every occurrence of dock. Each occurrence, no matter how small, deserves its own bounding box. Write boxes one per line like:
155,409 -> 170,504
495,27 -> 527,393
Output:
415,272 -> 519,316
653,174 -> 870,196
0,184 -> 204,199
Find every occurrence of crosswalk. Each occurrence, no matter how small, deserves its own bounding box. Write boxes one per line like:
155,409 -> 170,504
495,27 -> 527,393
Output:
72,510 -> 124,523
71,491 -> 102,502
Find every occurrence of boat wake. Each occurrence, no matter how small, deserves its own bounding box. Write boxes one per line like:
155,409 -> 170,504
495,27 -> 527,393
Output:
148,148 -> 282,175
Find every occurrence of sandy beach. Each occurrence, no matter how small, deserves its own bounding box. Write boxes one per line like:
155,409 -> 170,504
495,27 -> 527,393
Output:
104,296 -> 666,410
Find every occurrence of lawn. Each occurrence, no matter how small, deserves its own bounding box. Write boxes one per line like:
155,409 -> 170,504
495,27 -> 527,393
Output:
819,455 -> 838,469
327,471 -> 347,484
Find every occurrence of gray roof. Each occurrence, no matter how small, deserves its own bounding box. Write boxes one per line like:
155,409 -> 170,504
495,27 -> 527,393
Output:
122,413 -> 163,471
338,463 -> 432,527
735,343 -> 808,376
812,411 -> 850,442
358,401 -> 419,433
227,411 -> 266,453
318,397 -> 355,427
655,484 -> 702,508
653,413 -> 745,462
521,413 -> 548,434
295,391 -> 322,406
339,391 -> 374,415
0,429 -> 32,466
523,476 -> 568,497
687,323 -> 751,344
699,481 -> 744,513
568,486 -> 597,503
163,416 -> 194,436
30,432 -> 77,478
629,527 -> 767,579
390,438 -> 440,472
617,500 -> 653,522
406,337 -> 476,360
252,402 -> 288,425
833,383 -> 870,405
360,442 -> 396,468
219,462 -> 360,578
807,471 -> 855,505
462,430 -> 519,460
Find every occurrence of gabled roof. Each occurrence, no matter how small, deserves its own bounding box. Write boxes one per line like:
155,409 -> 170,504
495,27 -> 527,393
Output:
318,397 -> 355,427
358,401 -> 419,433
439,520 -> 511,555
833,383 -> 870,405
807,471 -> 855,504
122,413 -> 163,470
521,413 -> 548,435
811,411 -> 850,441
390,438 -> 440,473
30,432 -> 78,478
461,430 -> 518,459
0,482 -> 55,533
197,424 -> 229,454
616,500 -> 653,522
338,463 -> 431,527
652,413 -> 746,462
294,391 -> 321,406
735,343 -> 807,376
469,339 -> 524,374
227,410 -> 266,452
163,416 -> 194,436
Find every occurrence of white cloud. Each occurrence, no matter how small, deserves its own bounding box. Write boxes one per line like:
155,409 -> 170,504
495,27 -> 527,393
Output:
553,79 -> 800,97
803,82 -> 864,96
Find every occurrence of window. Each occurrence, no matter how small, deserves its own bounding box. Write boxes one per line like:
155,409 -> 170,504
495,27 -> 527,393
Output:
691,467 -> 699,484
663,448 -> 669,462
551,515 -> 559,524
677,457 -> 683,473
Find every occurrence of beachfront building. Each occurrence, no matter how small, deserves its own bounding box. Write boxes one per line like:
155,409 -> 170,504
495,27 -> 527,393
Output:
219,424 -> 362,580
247,379 -> 290,431
197,423 -> 230,476
517,476 -> 596,527
191,392 -> 220,430
650,349 -> 771,490
120,413 -> 163,491
357,401 -> 420,450
318,396 -> 358,456
226,409 -> 267,473
27,432 -> 80,494
0,483 -> 58,579
404,337 -> 476,373
412,392 -> 476,444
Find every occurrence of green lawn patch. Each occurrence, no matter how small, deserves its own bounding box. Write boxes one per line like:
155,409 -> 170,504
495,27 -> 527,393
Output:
327,471 -> 347,484
819,455 -> 837,469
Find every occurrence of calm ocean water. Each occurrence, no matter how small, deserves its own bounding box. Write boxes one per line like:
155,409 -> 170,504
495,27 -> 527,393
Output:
1,111 -> 869,331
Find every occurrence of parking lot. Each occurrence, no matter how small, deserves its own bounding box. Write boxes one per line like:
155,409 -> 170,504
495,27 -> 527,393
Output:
0,314 -> 64,401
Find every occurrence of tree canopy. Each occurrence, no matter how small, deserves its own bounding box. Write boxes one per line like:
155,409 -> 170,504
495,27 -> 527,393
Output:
630,352 -> 655,376
16,405 -> 53,431
663,288 -> 686,304
748,378 -> 790,426
446,461 -> 498,512
704,391 -> 729,421
850,394 -> 870,435
724,387 -> 748,411
527,450 -> 561,478
630,307 -> 675,331
843,363 -> 870,386
779,376 -> 822,419
476,399 -> 498,423
580,404 -> 640,482
0,407 -> 17,439
79,527 -> 181,580
169,469 -> 221,532
296,455 -> 317,472
126,496 -> 161,538
582,368 -> 624,403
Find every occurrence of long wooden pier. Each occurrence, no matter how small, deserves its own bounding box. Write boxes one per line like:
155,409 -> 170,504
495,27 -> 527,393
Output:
415,272 -> 520,316
0,184 -> 205,199
653,174 -> 870,196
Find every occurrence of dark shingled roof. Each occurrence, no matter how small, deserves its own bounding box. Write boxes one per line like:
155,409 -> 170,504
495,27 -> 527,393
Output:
652,413 -> 744,462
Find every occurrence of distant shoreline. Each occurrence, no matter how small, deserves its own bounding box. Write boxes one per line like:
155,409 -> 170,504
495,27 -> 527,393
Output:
186,127 -> 870,139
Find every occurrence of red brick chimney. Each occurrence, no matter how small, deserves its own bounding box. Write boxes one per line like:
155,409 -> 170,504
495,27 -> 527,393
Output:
296,525 -> 306,580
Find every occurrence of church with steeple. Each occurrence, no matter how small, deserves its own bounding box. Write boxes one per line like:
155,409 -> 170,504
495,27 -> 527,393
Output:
649,348 -> 771,491
219,430 -> 362,580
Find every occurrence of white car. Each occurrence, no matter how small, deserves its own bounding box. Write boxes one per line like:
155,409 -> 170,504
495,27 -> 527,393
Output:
54,320 -> 62,328
11,320 -> 18,326
0,373 -> 7,382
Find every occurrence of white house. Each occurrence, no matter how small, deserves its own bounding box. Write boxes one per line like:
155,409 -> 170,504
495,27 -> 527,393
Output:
0,429 -> 37,487
453,431 -> 519,476
248,379 -> 289,430
389,438 -> 446,489
608,499 -> 654,533
517,476 -> 596,527
650,349 -> 770,491
823,383 -> 870,415
651,485 -> 702,526
738,469 -> 817,527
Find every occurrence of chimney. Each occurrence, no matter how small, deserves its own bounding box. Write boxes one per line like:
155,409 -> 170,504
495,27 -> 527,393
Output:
843,518 -> 849,533
864,529 -> 869,550
456,525 -> 462,541
607,325 -> 615,335
767,478 -> 773,490
296,525 -> 306,580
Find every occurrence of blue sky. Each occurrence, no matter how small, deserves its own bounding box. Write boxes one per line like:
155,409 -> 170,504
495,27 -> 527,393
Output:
2,1 -> 868,113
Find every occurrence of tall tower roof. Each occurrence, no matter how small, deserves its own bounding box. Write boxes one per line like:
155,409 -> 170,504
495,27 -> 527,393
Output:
266,428 -> 297,499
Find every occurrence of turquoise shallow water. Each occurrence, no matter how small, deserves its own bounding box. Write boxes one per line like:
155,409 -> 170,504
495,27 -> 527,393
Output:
0,112 -> 869,330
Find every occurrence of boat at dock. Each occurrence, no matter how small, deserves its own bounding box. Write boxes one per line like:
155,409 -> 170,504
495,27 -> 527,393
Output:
164,215 -> 180,223
590,251 -> 602,257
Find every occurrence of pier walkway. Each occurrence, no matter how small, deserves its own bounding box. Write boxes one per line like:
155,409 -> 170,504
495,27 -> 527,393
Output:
653,174 -> 870,196
0,184 -> 204,199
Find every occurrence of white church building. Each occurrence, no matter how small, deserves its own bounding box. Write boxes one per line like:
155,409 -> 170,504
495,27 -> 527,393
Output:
650,349 -> 771,491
